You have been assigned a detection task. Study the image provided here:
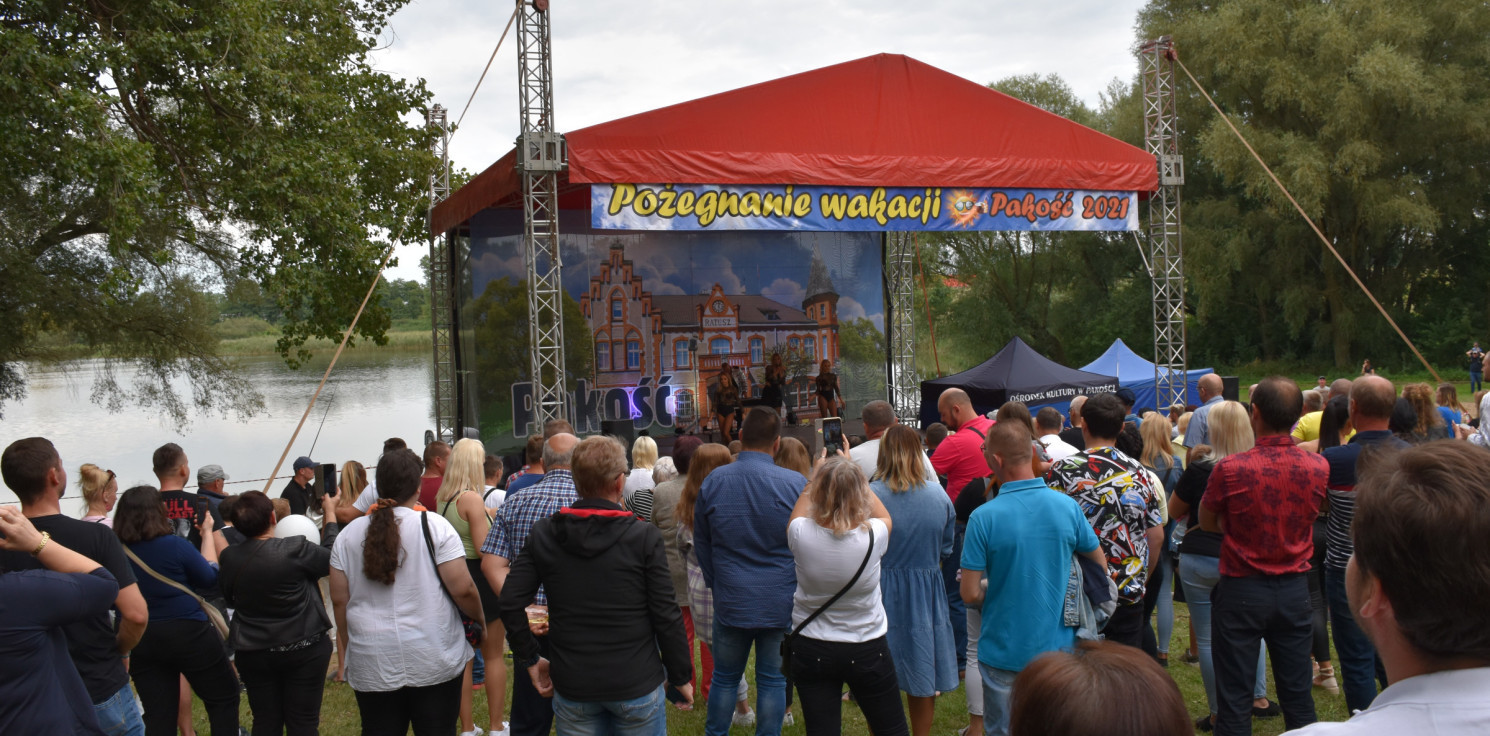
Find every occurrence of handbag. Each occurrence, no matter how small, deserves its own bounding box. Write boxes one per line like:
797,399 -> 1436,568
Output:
420,511 -> 484,647
123,546 -> 230,640
779,524 -> 875,708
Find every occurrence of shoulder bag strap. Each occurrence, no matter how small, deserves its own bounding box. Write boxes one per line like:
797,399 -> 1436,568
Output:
789,525 -> 875,640
420,511 -> 460,606
966,425 -> 986,440
122,544 -> 228,636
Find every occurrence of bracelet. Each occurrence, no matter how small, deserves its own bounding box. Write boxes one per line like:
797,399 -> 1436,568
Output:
31,531 -> 50,556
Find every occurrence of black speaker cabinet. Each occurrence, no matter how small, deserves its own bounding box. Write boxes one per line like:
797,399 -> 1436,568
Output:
1222,376 -> 1240,402
601,420 -> 636,462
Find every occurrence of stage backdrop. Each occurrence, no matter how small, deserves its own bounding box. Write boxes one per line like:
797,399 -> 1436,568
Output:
465,209 -> 888,451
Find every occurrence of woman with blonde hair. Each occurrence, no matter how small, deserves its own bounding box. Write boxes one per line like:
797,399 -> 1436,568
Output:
869,425 -> 956,736
1168,402 -> 1274,730
1137,413 -> 1179,665
674,444 -> 752,721
435,438 -> 506,736
773,436 -> 813,477
626,435 -> 659,500
787,457 -> 906,736
78,464 -> 118,526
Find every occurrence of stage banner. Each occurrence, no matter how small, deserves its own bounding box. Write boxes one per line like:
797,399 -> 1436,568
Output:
593,183 -> 1139,232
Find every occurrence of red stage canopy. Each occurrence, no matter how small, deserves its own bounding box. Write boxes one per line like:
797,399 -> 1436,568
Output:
432,53 -> 1156,235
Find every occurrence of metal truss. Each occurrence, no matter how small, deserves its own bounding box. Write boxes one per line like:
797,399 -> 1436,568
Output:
427,104 -> 457,443
1140,37 -> 1189,409
517,0 -> 569,428
885,232 -> 920,424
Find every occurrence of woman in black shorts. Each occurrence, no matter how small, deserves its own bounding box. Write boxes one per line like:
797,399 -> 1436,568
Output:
716,368 -> 741,442
815,359 -> 843,418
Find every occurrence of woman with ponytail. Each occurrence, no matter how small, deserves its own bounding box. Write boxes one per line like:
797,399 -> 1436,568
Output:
329,448 -> 487,736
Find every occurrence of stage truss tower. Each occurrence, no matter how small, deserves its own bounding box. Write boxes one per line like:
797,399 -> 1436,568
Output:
517,0 -> 569,428
1140,37 -> 1188,409
886,233 -> 919,423
427,104 -> 457,443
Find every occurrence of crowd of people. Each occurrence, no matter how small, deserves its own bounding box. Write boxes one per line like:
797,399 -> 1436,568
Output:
2,371 -> 1489,736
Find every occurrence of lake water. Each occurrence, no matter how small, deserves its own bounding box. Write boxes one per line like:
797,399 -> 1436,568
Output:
0,352 -> 434,513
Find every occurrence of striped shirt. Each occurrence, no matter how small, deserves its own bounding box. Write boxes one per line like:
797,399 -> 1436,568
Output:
1320,431 -> 1409,571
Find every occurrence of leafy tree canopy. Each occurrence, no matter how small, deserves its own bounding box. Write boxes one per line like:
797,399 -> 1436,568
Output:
0,0 -> 436,423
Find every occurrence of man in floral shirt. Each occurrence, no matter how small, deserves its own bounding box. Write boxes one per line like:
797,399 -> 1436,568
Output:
1045,392 -> 1164,648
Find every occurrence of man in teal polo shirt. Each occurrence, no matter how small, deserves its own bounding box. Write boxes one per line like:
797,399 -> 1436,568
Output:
961,421 -> 1105,736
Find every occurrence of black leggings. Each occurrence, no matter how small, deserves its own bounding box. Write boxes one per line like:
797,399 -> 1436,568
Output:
237,636 -> 334,736
1308,518 -> 1332,664
353,675 -> 463,736
791,635 -> 908,736
131,618 -> 241,736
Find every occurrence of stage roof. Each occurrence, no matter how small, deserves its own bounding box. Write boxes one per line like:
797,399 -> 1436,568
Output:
433,53 -> 1157,235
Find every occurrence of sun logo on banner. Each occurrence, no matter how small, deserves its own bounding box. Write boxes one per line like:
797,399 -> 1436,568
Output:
946,190 -> 985,227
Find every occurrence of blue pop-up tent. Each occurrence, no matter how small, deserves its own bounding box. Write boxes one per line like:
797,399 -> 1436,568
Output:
919,337 -> 1118,426
1080,339 -> 1213,411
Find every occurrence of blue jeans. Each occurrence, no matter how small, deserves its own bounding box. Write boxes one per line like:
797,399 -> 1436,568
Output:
1177,554 -> 1268,716
978,664 -> 1017,736
706,622 -> 786,736
943,522 -> 968,670
553,682 -> 667,736
92,683 -> 146,736
473,648 -> 485,684
1325,566 -> 1384,713
1472,371 -> 1483,393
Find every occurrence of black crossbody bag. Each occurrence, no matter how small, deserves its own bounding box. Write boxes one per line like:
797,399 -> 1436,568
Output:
780,524 -> 875,708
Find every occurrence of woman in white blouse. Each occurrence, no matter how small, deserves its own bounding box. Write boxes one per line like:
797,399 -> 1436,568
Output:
329,448 -> 486,736
786,456 -> 908,736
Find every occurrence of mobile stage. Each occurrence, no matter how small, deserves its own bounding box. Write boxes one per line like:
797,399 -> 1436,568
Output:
429,54 -> 1156,453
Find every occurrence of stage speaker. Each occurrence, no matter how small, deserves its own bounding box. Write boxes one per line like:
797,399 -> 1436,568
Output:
782,424 -> 820,456
601,420 -> 636,462
1222,376 -> 1240,402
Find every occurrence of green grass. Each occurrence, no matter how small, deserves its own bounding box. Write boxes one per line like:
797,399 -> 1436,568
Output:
214,328 -> 432,356
189,605 -> 1354,735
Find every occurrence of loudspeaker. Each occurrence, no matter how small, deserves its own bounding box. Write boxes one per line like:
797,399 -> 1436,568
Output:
1222,376 -> 1240,402
782,424 -> 820,456
601,420 -> 636,462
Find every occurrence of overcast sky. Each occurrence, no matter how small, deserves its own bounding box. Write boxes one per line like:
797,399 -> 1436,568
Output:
374,0 -> 1152,281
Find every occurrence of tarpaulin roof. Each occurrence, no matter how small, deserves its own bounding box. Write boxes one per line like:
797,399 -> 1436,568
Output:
1080,339 -> 1214,410
919,336 -> 1118,426
432,53 -> 1156,235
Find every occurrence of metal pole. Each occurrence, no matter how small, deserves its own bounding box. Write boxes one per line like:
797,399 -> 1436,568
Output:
1140,37 -> 1189,409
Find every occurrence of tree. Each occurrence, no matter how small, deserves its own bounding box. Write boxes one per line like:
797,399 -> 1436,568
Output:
1137,0 -> 1490,368
0,0 -> 436,422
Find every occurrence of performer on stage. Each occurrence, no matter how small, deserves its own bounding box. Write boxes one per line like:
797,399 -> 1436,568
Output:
761,353 -> 787,413
815,359 -> 844,418
715,364 -> 741,442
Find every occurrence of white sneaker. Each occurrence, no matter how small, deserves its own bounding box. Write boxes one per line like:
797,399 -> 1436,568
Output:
488,723 -> 509,736
732,708 -> 756,728
782,711 -> 795,727
460,729 -> 484,736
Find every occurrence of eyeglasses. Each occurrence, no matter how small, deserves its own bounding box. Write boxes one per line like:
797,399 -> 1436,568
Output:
105,470 -> 116,484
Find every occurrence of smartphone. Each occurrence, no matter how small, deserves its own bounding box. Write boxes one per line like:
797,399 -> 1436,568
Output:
821,417 -> 844,455
191,495 -> 210,525
316,463 -> 339,497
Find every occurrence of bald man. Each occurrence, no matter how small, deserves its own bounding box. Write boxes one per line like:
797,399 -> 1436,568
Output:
1182,373 -> 1227,448
930,388 -> 994,502
1319,376 -> 1409,714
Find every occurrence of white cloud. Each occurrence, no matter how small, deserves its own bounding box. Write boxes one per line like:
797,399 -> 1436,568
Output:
836,296 -> 886,332
762,278 -> 805,306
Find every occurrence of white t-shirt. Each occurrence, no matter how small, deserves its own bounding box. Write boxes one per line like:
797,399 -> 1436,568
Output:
850,437 -> 939,481
329,507 -> 471,692
787,517 -> 889,642
623,467 -> 655,502
352,482 -> 378,513
1037,433 -> 1080,462
482,485 -> 506,511
274,514 -> 321,544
